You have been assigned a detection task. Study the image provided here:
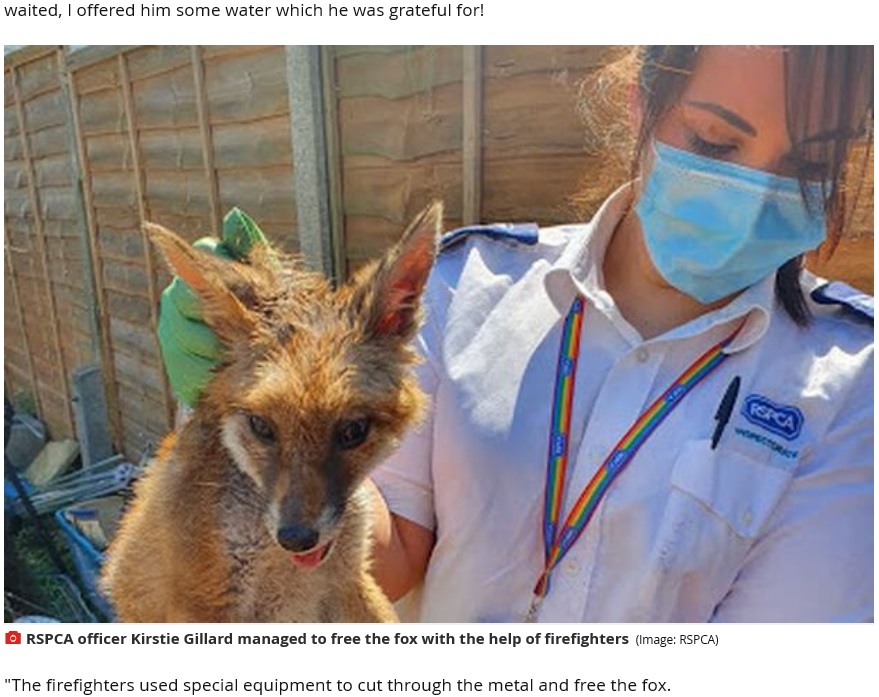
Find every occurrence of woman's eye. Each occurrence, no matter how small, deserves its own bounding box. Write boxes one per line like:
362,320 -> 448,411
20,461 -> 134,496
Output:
248,415 -> 276,443
687,133 -> 737,159
335,419 -> 371,450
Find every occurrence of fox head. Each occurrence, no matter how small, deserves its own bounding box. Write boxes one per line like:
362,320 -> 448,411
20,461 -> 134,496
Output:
147,203 -> 441,567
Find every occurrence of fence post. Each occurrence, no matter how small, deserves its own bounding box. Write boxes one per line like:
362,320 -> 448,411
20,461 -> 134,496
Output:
462,46 -> 483,225
285,46 -> 343,282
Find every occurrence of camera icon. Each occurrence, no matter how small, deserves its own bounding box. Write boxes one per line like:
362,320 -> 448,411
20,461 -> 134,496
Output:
6,630 -> 22,644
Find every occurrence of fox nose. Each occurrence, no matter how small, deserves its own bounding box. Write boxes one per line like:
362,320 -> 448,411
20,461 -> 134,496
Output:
277,524 -> 320,553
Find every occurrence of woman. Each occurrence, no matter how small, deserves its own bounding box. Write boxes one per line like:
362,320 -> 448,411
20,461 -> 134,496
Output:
160,46 -> 874,622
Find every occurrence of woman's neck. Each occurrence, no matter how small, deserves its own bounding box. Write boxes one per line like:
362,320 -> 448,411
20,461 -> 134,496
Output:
602,207 -> 728,340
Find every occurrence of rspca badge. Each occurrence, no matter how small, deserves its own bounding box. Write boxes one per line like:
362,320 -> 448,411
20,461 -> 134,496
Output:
741,395 -> 804,441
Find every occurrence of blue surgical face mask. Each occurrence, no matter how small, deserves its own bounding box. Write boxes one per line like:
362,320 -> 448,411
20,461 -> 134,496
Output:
635,141 -> 827,304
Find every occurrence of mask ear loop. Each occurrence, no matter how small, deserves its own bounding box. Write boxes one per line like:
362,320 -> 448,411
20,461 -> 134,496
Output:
629,139 -> 660,212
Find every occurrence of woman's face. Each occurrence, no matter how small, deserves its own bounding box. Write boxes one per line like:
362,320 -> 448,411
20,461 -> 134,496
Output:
652,46 -> 827,181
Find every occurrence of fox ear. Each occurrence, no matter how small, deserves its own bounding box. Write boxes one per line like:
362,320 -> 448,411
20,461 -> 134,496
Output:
353,202 -> 441,342
146,223 -> 258,346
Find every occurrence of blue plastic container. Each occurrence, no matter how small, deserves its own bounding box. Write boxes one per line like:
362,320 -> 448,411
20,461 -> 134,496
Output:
54,496 -> 125,621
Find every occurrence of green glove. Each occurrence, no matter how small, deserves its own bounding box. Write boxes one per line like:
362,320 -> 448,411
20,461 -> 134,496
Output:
157,208 -> 269,407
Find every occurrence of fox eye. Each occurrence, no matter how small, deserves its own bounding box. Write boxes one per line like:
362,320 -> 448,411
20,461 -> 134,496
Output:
335,418 -> 371,450
248,415 -> 276,443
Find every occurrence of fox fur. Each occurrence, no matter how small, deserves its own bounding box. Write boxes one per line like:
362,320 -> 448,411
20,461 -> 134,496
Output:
100,203 -> 442,622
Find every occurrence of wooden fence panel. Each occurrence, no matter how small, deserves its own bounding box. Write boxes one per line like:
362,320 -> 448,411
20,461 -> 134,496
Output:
334,45 -> 626,270
335,46 -> 465,270
201,46 -> 298,248
4,50 -> 98,438
70,55 -> 150,455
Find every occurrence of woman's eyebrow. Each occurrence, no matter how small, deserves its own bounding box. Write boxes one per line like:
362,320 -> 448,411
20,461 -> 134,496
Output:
684,100 -> 757,136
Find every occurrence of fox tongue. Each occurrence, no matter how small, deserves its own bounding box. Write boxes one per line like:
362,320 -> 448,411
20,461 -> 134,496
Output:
289,542 -> 330,569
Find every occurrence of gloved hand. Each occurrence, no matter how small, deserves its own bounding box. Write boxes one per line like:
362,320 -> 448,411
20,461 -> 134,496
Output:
157,208 -> 269,407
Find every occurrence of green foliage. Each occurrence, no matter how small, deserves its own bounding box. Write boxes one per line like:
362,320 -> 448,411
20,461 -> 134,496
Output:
4,518 -> 98,622
11,389 -> 36,417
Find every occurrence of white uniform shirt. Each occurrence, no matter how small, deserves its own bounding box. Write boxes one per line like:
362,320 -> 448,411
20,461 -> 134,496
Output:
373,185 -> 873,623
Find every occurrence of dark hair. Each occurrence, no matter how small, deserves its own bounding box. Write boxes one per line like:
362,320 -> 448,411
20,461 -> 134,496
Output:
634,46 -> 874,325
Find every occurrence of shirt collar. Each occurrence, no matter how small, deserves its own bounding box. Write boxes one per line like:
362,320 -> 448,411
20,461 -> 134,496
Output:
544,183 -> 772,352
544,183 -> 631,313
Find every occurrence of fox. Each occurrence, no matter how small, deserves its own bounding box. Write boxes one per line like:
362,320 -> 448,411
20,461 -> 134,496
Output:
100,203 -> 442,622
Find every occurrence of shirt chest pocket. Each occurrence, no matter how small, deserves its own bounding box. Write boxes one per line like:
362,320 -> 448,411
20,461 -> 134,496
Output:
670,439 -> 796,539
647,439 -> 796,617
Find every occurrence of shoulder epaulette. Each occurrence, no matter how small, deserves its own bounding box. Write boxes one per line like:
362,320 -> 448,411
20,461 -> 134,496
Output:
440,223 -> 539,251
811,281 -> 874,322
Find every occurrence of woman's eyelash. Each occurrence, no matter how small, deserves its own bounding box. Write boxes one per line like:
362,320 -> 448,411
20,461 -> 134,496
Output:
687,133 -> 737,158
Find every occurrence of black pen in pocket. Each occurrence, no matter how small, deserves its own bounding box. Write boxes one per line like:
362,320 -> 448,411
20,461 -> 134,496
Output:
711,376 -> 741,450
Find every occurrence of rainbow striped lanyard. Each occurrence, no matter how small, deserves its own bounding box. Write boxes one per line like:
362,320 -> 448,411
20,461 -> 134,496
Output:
527,295 -> 737,621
